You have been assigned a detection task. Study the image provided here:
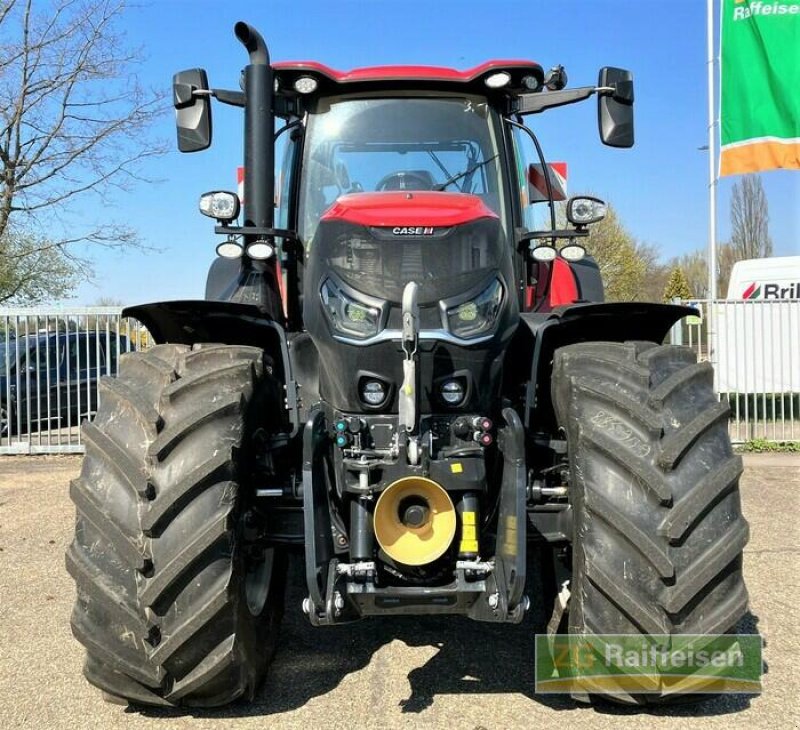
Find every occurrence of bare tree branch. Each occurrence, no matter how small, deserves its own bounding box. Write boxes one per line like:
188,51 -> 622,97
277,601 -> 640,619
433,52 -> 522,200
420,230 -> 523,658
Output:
729,174 -> 773,261
0,0 -> 167,302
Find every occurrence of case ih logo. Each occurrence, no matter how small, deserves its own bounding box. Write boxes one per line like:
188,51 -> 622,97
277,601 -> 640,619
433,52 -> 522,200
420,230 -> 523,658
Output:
742,281 -> 799,300
392,226 -> 433,236
392,226 -> 435,236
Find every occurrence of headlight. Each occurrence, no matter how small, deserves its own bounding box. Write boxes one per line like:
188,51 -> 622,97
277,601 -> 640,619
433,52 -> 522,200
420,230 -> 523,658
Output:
446,279 -> 504,339
320,279 -> 382,340
439,379 -> 466,406
360,379 -> 388,406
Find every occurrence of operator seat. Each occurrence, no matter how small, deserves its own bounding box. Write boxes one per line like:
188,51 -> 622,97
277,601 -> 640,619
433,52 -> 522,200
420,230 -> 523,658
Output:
375,169 -> 436,191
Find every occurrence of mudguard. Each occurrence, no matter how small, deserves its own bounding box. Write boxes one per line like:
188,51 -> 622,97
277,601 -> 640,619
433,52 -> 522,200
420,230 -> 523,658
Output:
516,301 -> 695,430
123,299 -> 300,434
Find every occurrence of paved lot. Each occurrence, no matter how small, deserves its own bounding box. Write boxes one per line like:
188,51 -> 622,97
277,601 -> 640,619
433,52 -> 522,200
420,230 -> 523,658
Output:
0,454 -> 797,729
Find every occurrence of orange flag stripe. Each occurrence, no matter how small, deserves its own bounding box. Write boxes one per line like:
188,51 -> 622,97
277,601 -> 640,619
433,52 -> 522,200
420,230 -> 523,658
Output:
720,139 -> 800,176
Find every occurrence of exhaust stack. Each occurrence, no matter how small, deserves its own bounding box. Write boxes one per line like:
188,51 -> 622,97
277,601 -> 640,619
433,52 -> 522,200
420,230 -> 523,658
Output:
234,22 -> 274,235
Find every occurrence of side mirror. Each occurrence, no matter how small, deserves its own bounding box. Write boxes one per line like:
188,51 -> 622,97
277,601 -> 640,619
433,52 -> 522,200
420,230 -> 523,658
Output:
173,68 -> 212,153
598,67 -> 634,148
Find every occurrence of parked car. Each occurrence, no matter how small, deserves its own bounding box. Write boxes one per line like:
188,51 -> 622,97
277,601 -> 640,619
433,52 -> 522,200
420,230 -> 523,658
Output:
0,330 -> 132,435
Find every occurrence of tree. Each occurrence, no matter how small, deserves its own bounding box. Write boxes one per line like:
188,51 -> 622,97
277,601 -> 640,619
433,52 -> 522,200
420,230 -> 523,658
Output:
716,243 -> 738,298
635,241 -> 670,303
583,204 -> 648,301
0,0 -> 164,303
672,250 -> 708,299
729,175 -> 772,261
0,229 -> 76,301
662,266 -> 692,302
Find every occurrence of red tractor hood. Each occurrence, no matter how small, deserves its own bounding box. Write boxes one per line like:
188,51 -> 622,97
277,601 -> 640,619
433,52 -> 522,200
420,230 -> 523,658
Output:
320,192 -> 498,228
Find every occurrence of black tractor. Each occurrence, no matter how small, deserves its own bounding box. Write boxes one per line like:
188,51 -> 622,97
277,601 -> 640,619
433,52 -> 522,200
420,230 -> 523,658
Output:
67,23 -> 749,707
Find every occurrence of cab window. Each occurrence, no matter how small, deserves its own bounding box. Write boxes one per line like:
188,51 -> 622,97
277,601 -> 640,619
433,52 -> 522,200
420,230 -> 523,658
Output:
275,123 -> 301,230
511,124 -> 542,231
299,96 -> 507,244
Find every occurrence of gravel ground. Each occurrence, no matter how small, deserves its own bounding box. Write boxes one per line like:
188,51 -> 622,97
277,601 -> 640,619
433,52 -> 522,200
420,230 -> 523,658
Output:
0,453 -> 797,729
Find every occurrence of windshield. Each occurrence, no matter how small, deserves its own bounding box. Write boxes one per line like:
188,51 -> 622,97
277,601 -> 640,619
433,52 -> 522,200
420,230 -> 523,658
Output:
299,96 -> 507,243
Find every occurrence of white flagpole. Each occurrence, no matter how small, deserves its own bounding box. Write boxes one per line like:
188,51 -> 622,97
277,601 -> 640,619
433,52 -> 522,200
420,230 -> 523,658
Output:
707,0 -> 718,301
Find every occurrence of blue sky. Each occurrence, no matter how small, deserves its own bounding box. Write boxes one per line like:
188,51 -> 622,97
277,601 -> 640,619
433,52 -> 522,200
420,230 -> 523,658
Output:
72,0 -> 799,305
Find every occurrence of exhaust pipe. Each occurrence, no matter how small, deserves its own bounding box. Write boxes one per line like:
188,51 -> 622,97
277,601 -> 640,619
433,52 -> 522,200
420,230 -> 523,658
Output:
233,22 -> 282,318
234,22 -> 269,65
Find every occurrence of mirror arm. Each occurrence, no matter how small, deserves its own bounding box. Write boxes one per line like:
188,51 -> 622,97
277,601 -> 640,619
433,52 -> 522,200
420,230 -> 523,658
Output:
513,85 -> 596,115
211,88 -> 245,107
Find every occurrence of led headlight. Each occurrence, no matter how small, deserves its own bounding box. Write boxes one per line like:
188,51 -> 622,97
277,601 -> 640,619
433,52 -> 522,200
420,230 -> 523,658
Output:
446,279 -> 503,340
320,279 -> 382,340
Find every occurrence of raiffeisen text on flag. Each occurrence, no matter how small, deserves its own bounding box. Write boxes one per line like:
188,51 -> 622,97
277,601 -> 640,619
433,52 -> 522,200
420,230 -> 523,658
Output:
720,0 -> 800,175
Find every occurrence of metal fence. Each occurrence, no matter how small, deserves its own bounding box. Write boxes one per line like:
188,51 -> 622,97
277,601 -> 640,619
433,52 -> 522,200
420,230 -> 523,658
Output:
670,298 -> 799,443
0,301 -> 796,454
0,308 -> 152,454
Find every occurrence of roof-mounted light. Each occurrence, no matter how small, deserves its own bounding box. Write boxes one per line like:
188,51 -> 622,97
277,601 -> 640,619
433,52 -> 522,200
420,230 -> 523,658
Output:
294,76 -> 318,94
484,71 -> 511,89
521,75 -> 541,91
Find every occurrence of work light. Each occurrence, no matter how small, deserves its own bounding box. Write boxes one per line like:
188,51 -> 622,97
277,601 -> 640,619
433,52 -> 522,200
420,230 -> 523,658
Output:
245,241 -> 275,260
559,243 -> 586,262
566,196 -> 606,227
294,76 -> 318,94
216,240 -> 244,259
199,191 -> 240,223
531,245 -> 557,262
484,72 -> 511,89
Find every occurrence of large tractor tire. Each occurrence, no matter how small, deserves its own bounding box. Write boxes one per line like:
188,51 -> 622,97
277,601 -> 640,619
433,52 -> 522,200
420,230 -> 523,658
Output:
551,341 -> 749,704
67,343 -> 286,707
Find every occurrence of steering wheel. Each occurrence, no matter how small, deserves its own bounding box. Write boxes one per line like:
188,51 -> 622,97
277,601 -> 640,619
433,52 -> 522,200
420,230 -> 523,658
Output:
375,171 -> 434,191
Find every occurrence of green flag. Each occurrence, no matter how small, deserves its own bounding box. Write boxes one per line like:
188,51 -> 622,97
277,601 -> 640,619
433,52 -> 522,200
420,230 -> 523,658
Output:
719,0 -> 800,176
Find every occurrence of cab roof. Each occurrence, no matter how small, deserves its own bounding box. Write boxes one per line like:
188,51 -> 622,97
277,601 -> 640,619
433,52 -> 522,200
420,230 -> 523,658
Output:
273,60 -> 544,96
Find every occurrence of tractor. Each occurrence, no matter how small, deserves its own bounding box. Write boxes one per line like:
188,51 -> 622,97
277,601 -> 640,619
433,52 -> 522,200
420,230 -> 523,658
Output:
67,22 -> 749,707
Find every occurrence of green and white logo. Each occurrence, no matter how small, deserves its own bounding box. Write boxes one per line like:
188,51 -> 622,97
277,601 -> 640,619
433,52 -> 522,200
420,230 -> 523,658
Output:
535,634 -> 763,694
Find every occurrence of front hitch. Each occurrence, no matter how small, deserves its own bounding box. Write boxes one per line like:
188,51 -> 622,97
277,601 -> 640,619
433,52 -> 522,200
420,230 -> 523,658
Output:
399,281 -> 420,464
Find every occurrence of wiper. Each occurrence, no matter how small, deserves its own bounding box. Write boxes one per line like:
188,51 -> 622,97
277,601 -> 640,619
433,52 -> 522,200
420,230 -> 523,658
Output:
433,154 -> 499,191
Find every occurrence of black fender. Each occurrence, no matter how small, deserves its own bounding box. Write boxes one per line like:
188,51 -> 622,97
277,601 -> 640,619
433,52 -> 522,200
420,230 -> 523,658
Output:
513,301 -> 696,431
122,300 -> 300,434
